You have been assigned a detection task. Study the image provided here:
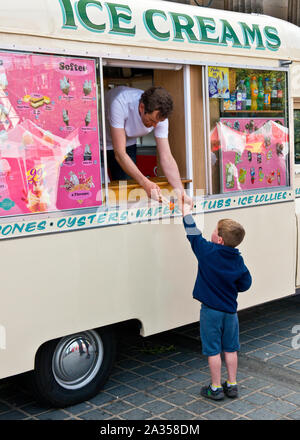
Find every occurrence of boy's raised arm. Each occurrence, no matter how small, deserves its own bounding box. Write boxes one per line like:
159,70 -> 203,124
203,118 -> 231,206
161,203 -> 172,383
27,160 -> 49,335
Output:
181,195 -> 211,259
182,210 -> 210,260
183,214 -> 201,237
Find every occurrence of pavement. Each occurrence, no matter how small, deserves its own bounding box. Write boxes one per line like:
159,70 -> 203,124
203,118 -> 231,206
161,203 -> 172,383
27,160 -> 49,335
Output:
0,294 -> 300,420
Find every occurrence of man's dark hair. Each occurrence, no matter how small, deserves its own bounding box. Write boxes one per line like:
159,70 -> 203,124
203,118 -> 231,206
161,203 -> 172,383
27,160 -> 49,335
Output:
140,86 -> 173,119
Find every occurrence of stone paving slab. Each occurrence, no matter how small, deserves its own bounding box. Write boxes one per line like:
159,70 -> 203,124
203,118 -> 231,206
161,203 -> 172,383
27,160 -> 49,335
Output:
0,295 -> 299,420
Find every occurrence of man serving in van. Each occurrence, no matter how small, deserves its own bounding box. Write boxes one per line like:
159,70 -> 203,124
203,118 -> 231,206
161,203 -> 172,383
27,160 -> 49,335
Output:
105,85 -> 192,207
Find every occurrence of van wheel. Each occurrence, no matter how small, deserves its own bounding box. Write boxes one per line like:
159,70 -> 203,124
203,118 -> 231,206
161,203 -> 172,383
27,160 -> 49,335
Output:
30,328 -> 116,407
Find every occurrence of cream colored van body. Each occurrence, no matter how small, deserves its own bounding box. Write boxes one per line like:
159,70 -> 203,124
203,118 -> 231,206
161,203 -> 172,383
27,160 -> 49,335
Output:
0,1 -> 298,402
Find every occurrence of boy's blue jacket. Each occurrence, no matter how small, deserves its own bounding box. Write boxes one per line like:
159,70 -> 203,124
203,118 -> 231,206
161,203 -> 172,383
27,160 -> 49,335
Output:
183,214 -> 252,313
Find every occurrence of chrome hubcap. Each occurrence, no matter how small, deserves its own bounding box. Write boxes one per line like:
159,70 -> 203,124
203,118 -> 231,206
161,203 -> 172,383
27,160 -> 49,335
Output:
52,330 -> 103,390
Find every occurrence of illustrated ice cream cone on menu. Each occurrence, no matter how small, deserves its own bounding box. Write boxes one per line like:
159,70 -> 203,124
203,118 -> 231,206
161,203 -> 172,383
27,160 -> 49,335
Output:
0,104 -> 9,123
84,144 -> 92,161
85,110 -> 91,126
26,183 -> 50,213
63,109 -> 69,126
69,171 -> 79,186
65,149 -> 74,162
60,76 -> 70,95
83,80 -> 92,96
61,170 -> 95,204
0,72 -> 8,90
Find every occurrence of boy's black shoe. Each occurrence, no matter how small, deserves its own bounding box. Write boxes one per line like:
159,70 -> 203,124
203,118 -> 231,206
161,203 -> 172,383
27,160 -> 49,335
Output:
200,384 -> 224,401
222,381 -> 238,398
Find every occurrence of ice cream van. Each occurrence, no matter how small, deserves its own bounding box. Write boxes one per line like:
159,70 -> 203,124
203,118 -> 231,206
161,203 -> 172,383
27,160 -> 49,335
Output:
0,0 -> 300,406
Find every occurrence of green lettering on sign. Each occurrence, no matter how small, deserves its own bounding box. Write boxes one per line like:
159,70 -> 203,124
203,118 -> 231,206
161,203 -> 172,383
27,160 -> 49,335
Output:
169,12 -> 198,43
76,0 -> 106,32
264,26 -> 281,51
239,22 -> 265,50
195,16 -> 219,45
57,1 -> 281,53
220,19 -> 243,47
59,0 -> 77,28
105,3 -> 135,36
144,9 -> 170,40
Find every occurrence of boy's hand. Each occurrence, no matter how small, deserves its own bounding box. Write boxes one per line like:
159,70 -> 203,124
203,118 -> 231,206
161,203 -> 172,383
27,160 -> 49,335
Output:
181,194 -> 193,217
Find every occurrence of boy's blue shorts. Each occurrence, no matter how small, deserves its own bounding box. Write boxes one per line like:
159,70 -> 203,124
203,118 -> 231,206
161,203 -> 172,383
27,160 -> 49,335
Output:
200,304 -> 240,356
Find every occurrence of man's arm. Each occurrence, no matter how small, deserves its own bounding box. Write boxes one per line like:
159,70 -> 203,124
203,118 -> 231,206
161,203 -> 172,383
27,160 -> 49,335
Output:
156,137 -> 193,209
110,126 -> 162,200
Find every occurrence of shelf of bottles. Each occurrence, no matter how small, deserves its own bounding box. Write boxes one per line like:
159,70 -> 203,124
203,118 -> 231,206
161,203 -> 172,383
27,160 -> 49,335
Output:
220,71 -> 285,118
294,109 -> 300,164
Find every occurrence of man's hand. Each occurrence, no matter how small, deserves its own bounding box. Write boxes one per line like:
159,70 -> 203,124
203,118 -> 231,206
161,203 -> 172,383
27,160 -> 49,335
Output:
143,179 -> 163,202
176,190 -> 193,216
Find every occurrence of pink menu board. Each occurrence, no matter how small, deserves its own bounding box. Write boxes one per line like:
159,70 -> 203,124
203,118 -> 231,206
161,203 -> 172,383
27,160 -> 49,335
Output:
217,118 -> 289,193
0,51 -> 102,216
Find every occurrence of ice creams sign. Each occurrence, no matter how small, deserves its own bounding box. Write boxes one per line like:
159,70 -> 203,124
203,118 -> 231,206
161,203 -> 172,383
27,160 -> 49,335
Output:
58,0 -> 281,51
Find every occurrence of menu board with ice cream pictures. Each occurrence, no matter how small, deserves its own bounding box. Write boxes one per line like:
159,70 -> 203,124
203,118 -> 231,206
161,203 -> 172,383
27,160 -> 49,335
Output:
0,51 -> 102,217
216,118 -> 289,193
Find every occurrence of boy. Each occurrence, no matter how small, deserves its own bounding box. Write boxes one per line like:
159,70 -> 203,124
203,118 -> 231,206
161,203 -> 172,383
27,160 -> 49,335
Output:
182,204 -> 252,400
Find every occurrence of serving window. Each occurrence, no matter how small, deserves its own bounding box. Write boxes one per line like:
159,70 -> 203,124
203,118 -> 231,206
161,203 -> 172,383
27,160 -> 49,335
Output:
102,61 -> 191,205
103,65 -> 157,182
0,50 -> 102,216
207,66 -> 289,195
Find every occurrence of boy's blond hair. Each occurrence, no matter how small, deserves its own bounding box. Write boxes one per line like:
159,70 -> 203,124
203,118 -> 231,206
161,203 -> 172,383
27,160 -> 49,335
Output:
217,219 -> 245,248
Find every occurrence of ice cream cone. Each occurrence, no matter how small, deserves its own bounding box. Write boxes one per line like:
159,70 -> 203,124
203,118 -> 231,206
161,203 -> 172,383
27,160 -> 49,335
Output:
85,110 -> 91,126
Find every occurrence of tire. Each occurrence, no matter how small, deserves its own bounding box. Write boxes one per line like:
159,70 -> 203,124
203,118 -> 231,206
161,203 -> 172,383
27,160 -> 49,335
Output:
30,327 -> 116,408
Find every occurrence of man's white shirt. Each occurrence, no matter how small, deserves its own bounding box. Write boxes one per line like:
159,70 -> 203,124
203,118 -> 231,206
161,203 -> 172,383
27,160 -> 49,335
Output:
104,86 -> 169,150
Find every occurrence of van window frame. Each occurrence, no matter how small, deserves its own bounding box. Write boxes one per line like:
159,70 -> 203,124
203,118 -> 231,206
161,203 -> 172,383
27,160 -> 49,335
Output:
203,62 -> 291,198
100,58 -> 192,208
0,48 -> 105,221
